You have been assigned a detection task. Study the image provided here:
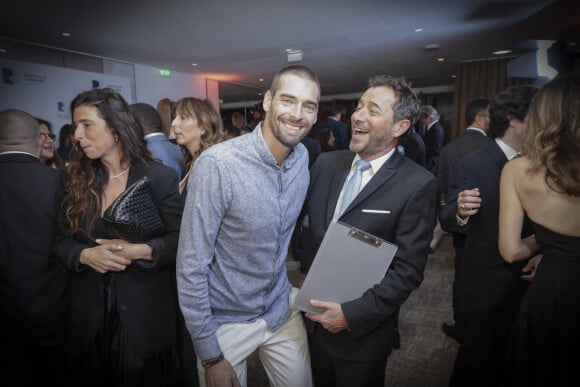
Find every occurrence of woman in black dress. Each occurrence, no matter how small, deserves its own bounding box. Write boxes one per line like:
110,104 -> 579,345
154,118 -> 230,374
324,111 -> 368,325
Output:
498,74 -> 580,386
55,88 -> 182,386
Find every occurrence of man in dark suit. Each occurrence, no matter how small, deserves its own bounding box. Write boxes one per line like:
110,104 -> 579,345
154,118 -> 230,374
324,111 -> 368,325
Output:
130,102 -> 184,180
309,106 -> 349,150
302,75 -> 438,387
419,105 -> 445,174
0,109 -> 69,386
437,98 -> 492,343
440,85 -> 537,386
399,125 -> 426,167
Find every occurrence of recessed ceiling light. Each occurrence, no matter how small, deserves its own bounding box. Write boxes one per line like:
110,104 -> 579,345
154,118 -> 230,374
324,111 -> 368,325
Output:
424,43 -> 440,51
259,78 -> 264,82
451,74 -> 456,78
191,63 -> 198,67
492,50 -> 512,55
0,48 -> 7,53
437,57 -> 445,62
61,32 -> 71,37
414,27 -> 423,32
258,92 -> 263,96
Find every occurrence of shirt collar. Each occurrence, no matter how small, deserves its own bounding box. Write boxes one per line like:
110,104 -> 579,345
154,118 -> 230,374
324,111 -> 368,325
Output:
351,147 -> 396,175
144,132 -> 165,140
495,138 -> 519,160
0,150 -> 39,158
465,127 -> 487,136
252,122 -> 300,169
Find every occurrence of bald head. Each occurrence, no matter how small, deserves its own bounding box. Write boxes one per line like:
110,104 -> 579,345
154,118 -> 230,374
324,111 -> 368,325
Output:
0,109 -> 41,154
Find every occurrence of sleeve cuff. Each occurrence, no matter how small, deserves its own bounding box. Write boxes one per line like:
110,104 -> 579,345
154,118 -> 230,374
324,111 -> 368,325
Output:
456,214 -> 469,226
193,334 -> 222,361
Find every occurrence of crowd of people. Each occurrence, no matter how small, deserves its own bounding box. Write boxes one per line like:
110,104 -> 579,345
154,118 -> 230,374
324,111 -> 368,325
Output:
1,64 -> 578,387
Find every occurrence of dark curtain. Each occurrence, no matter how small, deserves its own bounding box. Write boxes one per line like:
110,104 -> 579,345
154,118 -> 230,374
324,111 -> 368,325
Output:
451,58 -> 533,140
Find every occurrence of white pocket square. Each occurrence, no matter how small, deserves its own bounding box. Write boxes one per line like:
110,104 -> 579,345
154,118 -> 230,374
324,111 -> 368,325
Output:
362,209 -> 391,214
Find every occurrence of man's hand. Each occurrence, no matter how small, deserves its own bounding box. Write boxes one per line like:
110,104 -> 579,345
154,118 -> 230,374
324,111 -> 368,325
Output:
456,188 -> 481,218
205,358 -> 241,387
305,300 -> 349,334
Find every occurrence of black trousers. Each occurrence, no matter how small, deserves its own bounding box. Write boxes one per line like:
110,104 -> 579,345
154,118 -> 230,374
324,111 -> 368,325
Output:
308,327 -> 388,387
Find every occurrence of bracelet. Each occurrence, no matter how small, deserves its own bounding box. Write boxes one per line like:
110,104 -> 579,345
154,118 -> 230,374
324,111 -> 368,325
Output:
201,353 -> 224,368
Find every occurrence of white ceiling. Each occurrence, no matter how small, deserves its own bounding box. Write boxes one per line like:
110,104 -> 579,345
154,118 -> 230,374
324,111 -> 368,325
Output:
1,0 -> 578,101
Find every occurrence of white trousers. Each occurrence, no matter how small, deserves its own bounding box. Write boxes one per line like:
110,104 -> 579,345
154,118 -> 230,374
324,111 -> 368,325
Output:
197,288 -> 312,387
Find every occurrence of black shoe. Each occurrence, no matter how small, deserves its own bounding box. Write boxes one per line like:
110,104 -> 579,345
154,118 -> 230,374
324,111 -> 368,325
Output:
393,327 -> 401,350
442,323 -> 464,343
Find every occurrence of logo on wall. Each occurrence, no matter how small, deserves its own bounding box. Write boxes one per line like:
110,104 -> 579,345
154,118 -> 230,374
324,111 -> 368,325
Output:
2,67 -> 14,84
58,102 -> 65,112
92,80 -> 100,88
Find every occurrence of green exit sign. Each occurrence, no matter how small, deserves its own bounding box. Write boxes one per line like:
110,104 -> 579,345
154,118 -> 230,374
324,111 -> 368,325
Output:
159,69 -> 172,78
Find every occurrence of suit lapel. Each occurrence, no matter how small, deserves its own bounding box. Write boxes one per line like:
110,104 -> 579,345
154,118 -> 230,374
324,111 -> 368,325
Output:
340,151 -> 402,217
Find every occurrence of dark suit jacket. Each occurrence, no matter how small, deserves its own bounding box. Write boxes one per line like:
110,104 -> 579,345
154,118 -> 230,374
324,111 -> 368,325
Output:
439,142 -> 527,310
55,160 -> 182,357
423,121 -> 445,174
0,153 -> 69,345
437,128 -> 492,200
310,118 -> 349,150
303,150 -> 438,361
400,127 -> 426,167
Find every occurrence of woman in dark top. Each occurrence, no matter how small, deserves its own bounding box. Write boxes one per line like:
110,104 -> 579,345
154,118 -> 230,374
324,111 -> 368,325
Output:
55,88 -> 182,386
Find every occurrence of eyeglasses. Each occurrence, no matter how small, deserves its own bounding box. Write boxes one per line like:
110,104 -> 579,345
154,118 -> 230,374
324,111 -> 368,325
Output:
39,132 -> 56,141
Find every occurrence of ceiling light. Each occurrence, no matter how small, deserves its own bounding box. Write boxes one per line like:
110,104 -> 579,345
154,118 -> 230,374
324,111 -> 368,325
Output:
451,74 -> 456,78
492,50 -> 512,55
191,63 -> 198,67
259,78 -> 264,82
437,57 -> 445,62
0,48 -> 7,53
569,42 -> 577,47
258,92 -> 263,96
424,43 -> 440,51
414,27 -> 423,32
61,32 -> 71,37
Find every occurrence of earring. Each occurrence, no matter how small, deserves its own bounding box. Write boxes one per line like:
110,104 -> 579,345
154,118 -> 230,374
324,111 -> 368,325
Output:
115,136 -> 119,143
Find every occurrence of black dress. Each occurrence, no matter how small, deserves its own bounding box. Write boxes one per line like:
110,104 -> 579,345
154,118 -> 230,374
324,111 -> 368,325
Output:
503,222 -> 580,386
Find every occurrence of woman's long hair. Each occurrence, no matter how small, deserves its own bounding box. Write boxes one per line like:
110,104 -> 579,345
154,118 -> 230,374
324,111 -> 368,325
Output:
522,74 -> 580,196
174,97 -> 223,174
66,88 -> 153,236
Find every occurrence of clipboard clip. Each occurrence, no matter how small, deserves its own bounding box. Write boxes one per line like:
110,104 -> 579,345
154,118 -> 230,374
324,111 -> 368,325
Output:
348,228 -> 383,248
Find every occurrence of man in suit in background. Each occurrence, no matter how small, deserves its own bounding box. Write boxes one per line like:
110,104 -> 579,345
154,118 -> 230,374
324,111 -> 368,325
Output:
399,124 -> 426,167
438,98 -> 492,343
302,75 -> 438,387
310,106 -> 349,150
0,109 -> 69,386
130,102 -> 184,180
440,85 -> 537,386
419,105 -> 445,174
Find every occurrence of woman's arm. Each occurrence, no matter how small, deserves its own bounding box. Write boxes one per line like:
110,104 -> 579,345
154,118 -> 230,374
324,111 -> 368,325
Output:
498,162 -> 539,262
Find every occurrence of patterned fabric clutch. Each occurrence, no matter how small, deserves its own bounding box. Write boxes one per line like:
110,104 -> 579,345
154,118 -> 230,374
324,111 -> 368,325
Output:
103,176 -> 165,242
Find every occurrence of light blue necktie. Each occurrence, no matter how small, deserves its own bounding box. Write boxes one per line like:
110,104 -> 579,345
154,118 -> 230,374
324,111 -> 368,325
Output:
339,159 -> 371,216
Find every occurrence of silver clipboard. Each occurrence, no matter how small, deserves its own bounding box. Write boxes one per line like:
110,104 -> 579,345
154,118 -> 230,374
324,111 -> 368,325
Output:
294,221 -> 398,314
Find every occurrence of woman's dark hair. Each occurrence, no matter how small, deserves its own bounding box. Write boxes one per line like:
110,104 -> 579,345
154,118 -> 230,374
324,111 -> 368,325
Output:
66,88 -> 152,235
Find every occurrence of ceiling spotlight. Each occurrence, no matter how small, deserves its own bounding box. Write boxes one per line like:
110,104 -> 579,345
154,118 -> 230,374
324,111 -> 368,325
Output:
424,43 -> 440,51
414,27 -> 423,32
259,78 -> 264,82
61,32 -> 71,37
492,50 -> 512,55
0,48 -> 7,53
451,74 -> 456,78
437,57 -> 445,62
191,63 -> 198,67
258,92 -> 263,96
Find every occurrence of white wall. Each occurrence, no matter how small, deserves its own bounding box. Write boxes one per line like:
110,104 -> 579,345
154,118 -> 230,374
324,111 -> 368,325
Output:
133,63 -> 206,106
